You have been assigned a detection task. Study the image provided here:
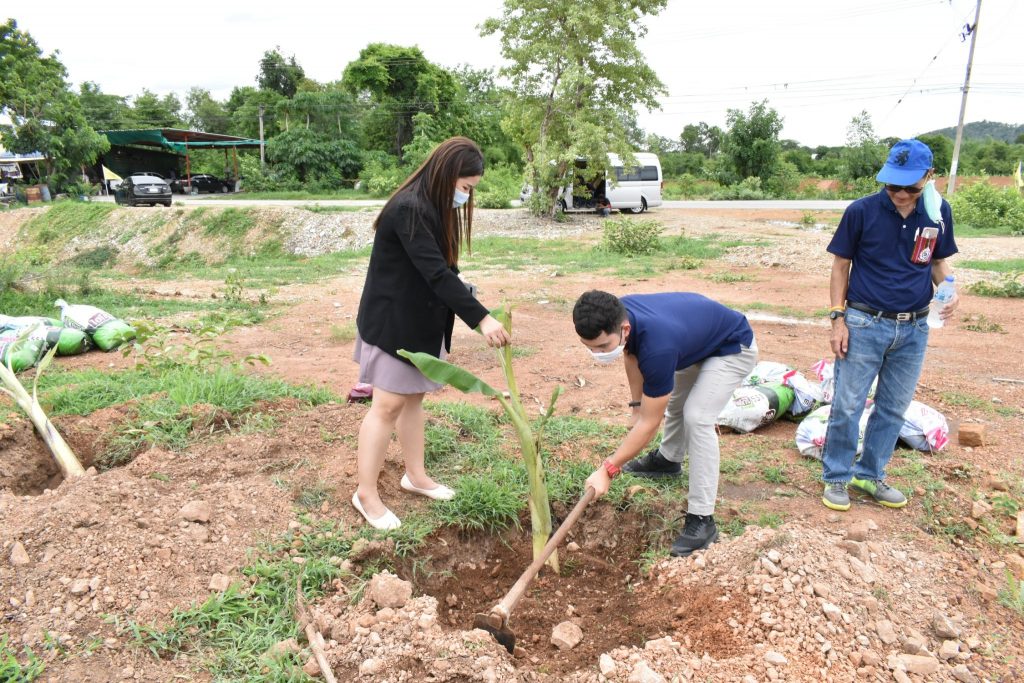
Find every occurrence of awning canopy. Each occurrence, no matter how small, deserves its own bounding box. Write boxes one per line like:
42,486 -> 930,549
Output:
99,128 -> 261,154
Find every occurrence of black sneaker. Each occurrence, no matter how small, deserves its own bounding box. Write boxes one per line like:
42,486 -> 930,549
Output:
622,448 -> 681,479
670,513 -> 719,557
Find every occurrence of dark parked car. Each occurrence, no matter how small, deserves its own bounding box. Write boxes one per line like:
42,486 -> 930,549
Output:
114,176 -> 172,207
172,174 -> 230,194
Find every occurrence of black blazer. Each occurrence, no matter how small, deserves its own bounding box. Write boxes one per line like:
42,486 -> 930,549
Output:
356,194 -> 489,362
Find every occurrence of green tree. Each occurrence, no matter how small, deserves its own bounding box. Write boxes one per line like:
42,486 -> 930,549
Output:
257,47 -> 305,98
266,127 -> 361,184
680,122 -> 723,157
185,88 -> 230,133
0,19 -> 109,188
131,89 -> 183,128
342,43 -> 458,159
78,81 -> 133,130
722,100 -> 783,181
482,0 -> 668,215
225,86 -> 285,139
840,110 -> 884,181
917,133 -> 953,176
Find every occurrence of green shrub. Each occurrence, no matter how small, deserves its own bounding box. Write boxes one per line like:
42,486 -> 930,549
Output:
710,176 -> 768,200
949,180 -> 1024,235
361,152 -> 406,196
475,163 -> 522,209
663,173 -> 721,199
601,217 -> 663,255
967,273 -> 1024,298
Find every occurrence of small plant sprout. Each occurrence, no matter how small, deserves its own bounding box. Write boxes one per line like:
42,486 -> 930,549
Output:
400,304 -> 563,571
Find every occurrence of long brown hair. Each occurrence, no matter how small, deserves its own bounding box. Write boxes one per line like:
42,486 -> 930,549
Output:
374,136 -> 484,266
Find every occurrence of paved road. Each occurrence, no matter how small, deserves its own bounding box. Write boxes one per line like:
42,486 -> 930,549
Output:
93,195 -> 852,211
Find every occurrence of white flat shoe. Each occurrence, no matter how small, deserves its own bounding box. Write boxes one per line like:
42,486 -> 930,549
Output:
401,473 -> 455,501
351,492 -> 401,530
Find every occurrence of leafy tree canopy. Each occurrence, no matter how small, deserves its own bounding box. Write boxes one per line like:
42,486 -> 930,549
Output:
481,0 -> 668,214
258,47 -> 305,98
0,19 -> 109,187
723,99 -> 783,181
342,43 -> 458,159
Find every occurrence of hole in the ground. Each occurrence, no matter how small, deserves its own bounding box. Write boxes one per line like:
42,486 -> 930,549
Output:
0,404 -> 139,495
397,503 -> 744,674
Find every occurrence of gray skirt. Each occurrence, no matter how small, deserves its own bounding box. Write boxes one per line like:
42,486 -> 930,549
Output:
353,333 -> 447,395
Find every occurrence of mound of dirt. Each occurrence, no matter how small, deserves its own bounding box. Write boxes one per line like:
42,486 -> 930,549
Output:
313,522 -> 1015,682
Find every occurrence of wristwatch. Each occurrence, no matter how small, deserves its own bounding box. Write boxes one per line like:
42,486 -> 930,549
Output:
602,458 -> 621,478
828,308 -> 846,321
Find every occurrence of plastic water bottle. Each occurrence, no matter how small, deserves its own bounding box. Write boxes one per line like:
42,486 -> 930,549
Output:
927,276 -> 956,328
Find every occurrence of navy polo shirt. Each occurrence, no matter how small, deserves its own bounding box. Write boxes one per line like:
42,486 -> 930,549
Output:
623,293 -> 754,398
828,189 -> 957,312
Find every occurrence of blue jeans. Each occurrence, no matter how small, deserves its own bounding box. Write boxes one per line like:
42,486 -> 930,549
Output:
821,308 -> 928,483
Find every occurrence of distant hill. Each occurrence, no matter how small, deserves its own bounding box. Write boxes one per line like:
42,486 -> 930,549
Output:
922,120 -> 1024,143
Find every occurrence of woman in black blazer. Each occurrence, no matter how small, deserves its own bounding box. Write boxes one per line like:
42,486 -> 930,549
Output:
352,137 -> 511,529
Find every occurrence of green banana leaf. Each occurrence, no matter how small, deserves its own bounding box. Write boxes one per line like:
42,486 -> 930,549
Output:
398,350 -> 502,398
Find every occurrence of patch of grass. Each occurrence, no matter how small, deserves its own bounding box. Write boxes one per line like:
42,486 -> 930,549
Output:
541,415 -> 627,453
201,207 -> 256,240
300,204 -> 377,213
471,233 -> 741,278
967,274 -> 1024,298
329,322 -> 357,343
215,189 -> 383,200
939,392 -> 1012,417
433,468 -> 526,533
295,482 -> 333,510
961,313 -> 1006,333
706,272 -> 753,283
510,346 -> 535,359
0,635 -> 44,682
719,503 -> 785,537
21,202 -> 116,246
40,365 -> 337,469
998,571 -> 1024,616
68,245 -> 118,269
121,552 -> 339,681
0,284 -> 248,320
761,465 -> 789,484
958,259 -> 1024,273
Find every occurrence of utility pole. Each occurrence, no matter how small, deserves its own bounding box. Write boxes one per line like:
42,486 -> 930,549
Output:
258,104 -> 266,169
947,0 -> 982,197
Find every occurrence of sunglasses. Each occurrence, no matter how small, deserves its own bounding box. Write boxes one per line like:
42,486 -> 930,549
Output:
885,184 -> 924,195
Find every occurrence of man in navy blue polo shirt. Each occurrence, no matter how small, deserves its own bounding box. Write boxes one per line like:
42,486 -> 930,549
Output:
572,290 -> 757,557
821,139 -> 958,511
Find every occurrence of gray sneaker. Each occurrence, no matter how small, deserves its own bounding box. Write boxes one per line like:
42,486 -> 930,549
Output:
822,482 -> 851,511
850,477 -> 907,508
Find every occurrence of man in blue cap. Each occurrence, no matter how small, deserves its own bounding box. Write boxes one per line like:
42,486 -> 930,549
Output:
820,139 -> 959,511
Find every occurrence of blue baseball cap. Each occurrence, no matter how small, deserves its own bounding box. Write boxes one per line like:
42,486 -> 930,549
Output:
876,139 -> 934,185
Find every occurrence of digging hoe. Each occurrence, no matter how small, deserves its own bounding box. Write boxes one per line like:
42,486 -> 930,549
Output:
473,486 -> 596,654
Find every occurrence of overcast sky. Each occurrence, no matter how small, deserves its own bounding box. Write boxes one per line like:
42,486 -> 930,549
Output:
7,0 -> 1022,147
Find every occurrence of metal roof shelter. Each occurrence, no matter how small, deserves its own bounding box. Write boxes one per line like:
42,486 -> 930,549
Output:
99,128 -> 261,189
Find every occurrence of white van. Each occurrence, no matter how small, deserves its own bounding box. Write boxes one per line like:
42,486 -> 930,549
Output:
519,152 -> 664,214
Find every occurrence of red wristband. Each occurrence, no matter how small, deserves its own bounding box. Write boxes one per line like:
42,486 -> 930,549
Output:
602,458 -> 621,478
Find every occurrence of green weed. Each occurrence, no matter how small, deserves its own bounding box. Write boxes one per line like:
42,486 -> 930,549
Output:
706,272 -> 752,283
329,322 -> 357,343
998,571 -> 1024,616
961,314 -> 1006,333
967,274 -> 1024,298
0,635 -> 44,682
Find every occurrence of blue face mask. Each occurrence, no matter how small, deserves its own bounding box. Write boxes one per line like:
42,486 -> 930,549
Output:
921,180 -> 942,223
453,188 -> 470,208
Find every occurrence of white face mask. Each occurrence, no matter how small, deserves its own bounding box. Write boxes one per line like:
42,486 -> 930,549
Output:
452,188 -> 471,208
921,179 -> 942,223
590,345 -> 624,364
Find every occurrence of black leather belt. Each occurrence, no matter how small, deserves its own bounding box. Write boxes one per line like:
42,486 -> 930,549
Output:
847,302 -> 929,322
